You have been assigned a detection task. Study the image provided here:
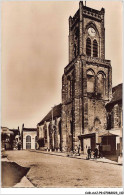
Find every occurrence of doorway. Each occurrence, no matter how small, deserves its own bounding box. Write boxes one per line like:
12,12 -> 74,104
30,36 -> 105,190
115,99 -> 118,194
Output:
83,138 -> 91,154
26,135 -> 31,149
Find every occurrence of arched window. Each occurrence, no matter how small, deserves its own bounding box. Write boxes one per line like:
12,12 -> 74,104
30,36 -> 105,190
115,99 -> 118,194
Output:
26,135 -> 31,149
75,28 -> 79,40
26,135 -> 31,142
74,28 -> 79,58
86,38 -> 91,56
87,70 -> 95,93
43,123 -> 47,143
94,117 -> 101,130
93,39 -> 98,57
97,72 -> 105,96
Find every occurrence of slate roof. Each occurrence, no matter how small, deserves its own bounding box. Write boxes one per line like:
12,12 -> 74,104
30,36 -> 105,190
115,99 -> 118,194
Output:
38,103 -> 62,126
23,128 -> 37,132
106,83 -> 122,108
111,83 -> 122,104
9,129 -> 19,132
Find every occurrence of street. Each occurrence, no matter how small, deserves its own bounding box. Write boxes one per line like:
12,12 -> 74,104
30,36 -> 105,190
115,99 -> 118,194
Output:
3,150 -> 122,188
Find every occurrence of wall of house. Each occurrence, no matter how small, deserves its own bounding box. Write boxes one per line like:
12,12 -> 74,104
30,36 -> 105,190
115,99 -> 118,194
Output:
106,101 -> 122,156
23,131 -> 37,150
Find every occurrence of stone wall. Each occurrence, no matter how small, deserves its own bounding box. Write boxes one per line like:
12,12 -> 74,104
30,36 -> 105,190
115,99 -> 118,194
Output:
69,1 -> 105,62
38,117 -> 61,151
62,54 -> 112,151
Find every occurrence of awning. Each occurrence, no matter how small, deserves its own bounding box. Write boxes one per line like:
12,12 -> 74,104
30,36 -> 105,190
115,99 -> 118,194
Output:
78,133 -> 95,139
99,131 -> 119,137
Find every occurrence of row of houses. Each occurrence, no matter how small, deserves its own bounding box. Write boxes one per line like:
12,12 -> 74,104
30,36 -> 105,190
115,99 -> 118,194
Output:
1,125 -> 37,150
1,127 -> 21,150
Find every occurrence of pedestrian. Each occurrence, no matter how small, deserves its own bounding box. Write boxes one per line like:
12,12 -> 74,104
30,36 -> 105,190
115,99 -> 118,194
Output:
78,144 -> 80,156
87,147 -> 91,159
94,147 -> 98,159
99,145 -> 102,158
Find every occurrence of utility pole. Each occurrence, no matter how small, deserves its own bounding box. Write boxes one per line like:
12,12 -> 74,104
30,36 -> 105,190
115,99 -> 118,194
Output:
51,106 -> 54,151
51,105 -> 56,151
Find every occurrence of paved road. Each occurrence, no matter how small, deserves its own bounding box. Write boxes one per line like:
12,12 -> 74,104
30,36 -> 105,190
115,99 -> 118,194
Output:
5,150 -> 122,188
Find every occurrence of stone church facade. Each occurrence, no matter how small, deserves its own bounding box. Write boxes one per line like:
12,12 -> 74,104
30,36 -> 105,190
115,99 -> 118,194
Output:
61,1 -> 112,153
37,2 -> 122,157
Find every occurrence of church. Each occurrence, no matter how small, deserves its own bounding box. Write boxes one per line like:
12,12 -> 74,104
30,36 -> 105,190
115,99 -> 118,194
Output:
37,1 -> 122,159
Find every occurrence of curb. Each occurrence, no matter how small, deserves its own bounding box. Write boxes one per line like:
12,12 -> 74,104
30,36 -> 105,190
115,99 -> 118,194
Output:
1,155 -> 35,188
29,150 -> 121,166
14,176 -> 35,188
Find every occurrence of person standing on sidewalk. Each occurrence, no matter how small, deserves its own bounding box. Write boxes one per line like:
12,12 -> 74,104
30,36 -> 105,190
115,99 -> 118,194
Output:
94,147 -> 98,159
78,144 -> 81,156
87,147 -> 91,159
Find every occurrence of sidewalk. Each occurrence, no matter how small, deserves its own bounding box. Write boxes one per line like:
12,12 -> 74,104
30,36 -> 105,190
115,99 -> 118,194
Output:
29,150 -> 122,166
14,176 -> 34,188
1,156 -> 35,188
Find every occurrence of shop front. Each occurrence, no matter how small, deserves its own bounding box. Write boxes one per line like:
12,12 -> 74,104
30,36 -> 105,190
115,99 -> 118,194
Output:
99,131 -> 119,155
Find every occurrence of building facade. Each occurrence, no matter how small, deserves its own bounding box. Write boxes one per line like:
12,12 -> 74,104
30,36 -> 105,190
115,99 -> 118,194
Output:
1,126 -> 21,150
22,124 -> 37,150
37,1 -> 122,158
37,104 -> 62,151
105,84 -> 122,158
61,1 -> 112,153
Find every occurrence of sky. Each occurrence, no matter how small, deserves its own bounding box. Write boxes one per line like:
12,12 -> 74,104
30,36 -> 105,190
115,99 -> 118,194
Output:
1,1 -> 123,130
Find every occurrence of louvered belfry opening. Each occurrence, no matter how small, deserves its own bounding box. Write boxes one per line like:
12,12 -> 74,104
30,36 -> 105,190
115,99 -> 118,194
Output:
93,39 -> 98,57
86,38 -> 91,56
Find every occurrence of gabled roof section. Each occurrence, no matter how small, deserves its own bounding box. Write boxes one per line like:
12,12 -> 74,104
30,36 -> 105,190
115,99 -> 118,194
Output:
106,83 -> 122,108
111,83 -> 122,104
38,103 -> 62,126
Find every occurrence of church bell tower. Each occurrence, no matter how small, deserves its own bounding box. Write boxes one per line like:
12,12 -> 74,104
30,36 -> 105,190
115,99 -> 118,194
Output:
61,1 -> 112,153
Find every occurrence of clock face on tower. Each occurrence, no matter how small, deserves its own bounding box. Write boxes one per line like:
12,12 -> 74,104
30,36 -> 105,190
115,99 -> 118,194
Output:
88,27 -> 96,37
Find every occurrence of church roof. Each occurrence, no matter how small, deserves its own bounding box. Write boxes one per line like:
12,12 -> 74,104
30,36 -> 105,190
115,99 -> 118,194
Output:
38,103 -> 62,126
